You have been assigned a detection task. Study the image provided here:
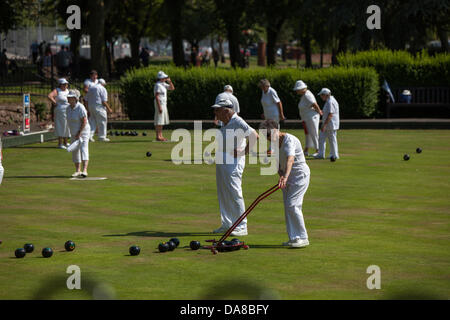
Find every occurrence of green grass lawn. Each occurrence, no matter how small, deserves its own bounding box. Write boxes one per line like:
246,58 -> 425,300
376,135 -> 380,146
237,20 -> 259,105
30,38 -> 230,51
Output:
0,129 -> 449,300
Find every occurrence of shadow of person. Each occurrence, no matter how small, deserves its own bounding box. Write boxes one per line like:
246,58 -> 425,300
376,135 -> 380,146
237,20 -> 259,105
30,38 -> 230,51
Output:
103,230 -> 214,238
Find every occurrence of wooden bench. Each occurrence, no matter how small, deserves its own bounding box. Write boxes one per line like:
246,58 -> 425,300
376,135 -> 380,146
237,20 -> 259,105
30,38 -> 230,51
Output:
386,87 -> 450,118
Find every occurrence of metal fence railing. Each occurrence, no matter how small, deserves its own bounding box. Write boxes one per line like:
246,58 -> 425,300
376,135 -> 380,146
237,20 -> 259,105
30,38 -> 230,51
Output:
0,62 -> 127,120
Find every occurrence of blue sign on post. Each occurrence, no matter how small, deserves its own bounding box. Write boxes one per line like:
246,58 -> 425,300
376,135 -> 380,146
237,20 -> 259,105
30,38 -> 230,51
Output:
23,93 -> 31,133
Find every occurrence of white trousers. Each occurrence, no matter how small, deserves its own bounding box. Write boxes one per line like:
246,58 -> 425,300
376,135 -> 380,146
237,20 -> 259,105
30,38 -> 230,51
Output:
54,105 -> 70,138
318,129 -> 339,158
70,136 -> 89,163
0,165 -> 4,185
89,105 -> 108,139
303,115 -> 320,149
282,171 -> 310,240
216,162 -> 247,231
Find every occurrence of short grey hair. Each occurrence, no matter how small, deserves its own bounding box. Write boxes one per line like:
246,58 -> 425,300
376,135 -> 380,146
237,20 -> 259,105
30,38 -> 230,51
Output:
259,119 -> 279,131
259,79 -> 270,88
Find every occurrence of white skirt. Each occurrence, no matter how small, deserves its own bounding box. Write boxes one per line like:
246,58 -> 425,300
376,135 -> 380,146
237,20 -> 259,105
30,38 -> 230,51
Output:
154,100 -> 170,126
54,104 -> 70,138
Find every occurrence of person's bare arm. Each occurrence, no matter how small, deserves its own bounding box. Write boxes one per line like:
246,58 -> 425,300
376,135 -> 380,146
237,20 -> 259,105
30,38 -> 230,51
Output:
167,78 -> 175,91
102,101 -> 112,113
312,102 -> 323,116
245,129 -> 259,155
48,89 -> 57,121
155,93 -> 162,113
278,155 -> 294,189
47,89 -> 57,105
277,101 -> 285,120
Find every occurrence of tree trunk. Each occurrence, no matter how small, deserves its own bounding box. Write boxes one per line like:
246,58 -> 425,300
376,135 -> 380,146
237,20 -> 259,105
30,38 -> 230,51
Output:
320,47 -> 323,68
266,27 -> 277,66
87,0 -> 108,76
301,35 -> 312,68
166,0 -> 185,66
226,22 -> 241,68
218,36 -> 225,63
69,29 -> 81,78
129,36 -> 141,68
437,27 -> 449,53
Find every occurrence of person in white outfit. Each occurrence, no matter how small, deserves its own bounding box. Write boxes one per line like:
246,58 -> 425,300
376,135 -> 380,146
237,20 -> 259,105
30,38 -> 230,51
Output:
260,119 -> 310,248
66,90 -> 91,178
293,80 -> 323,156
83,70 -> 99,95
86,79 -> 112,142
212,99 -> 259,236
0,137 -> 4,185
315,88 -> 340,160
48,78 -> 70,149
48,78 -> 71,149
259,79 -> 286,124
154,71 -> 175,141
259,79 -> 286,154
214,85 -> 240,126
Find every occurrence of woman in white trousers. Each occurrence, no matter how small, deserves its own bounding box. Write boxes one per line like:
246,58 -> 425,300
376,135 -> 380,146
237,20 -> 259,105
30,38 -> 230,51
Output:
260,119 -> 311,248
66,90 -> 91,178
293,80 -> 323,156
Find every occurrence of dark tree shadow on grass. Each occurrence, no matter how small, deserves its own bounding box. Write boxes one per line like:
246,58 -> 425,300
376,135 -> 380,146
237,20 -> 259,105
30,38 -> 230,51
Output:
13,146 -> 57,149
103,230 -> 214,238
4,175 -> 68,179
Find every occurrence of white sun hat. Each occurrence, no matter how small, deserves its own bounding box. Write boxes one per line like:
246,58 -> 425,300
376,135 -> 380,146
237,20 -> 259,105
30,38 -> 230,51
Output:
58,78 -> 69,85
317,88 -> 331,96
211,99 -> 233,108
99,78 -> 106,85
157,71 -> 169,79
293,80 -> 307,91
224,85 -> 233,93
67,89 -> 78,99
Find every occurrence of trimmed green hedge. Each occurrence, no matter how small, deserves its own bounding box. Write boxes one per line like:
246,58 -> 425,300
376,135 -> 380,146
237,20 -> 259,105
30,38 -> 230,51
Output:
338,50 -> 450,87
120,66 -> 379,120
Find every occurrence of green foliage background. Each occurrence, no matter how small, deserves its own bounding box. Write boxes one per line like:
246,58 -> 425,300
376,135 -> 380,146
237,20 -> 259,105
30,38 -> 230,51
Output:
120,66 -> 379,120
338,50 -> 450,87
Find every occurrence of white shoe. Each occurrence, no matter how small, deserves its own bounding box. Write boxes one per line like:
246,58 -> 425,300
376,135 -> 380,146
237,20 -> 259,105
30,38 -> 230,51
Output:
99,137 -> 110,142
213,226 -> 228,233
311,152 -> 319,157
230,229 -> 248,236
65,143 -> 70,148
72,172 -> 82,177
80,172 -> 88,178
89,137 -> 95,142
289,239 -> 309,248
58,145 -> 67,150
282,239 -> 296,246
314,154 -> 325,159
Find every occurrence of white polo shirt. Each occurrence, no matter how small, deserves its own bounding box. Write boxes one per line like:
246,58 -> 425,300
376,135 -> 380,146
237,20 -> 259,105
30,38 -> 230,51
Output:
279,133 -> 309,185
215,92 -> 240,114
322,95 -> 340,130
67,102 -> 91,136
217,113 -> 254,165
86,84 -> 108,108
154,82 -> 171,105
84,78 -> 98,89
298,90 -> 319,120
261,87 -> 281,121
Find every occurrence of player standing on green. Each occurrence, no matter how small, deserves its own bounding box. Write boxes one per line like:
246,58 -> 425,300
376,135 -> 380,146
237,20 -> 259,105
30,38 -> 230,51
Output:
315,88 -> 340,160
260,119 -> 311,248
